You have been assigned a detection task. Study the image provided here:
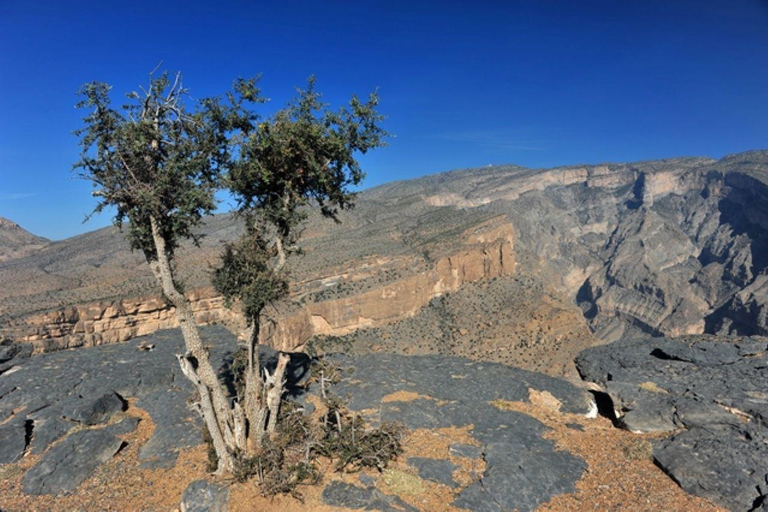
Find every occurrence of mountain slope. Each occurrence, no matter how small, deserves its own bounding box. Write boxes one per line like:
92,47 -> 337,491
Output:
2,151 -> 768,375
0,217 -> 49,263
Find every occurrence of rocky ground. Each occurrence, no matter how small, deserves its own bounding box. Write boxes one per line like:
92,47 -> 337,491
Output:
1,325 -> 758,511
576,334 -> 768,511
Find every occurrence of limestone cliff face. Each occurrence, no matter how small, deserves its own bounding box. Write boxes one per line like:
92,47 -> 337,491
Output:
4,221 -> 515,353
8,289 -> 240,352
267,222 -> 515,351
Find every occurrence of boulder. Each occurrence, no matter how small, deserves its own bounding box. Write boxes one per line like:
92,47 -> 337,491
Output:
180,480 -> 228,512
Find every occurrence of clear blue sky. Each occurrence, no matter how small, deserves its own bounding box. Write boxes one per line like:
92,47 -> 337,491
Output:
1,0 -> 767,240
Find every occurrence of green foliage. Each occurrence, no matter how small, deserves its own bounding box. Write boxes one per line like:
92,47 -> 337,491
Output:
214,76 -> 387,326
228,77 -> 387,231
74,71 -> 259,262
212,228 -> 288,323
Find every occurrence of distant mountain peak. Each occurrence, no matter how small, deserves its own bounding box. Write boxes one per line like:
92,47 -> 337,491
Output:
0,216 -> 20,228
0,217 -> 49,263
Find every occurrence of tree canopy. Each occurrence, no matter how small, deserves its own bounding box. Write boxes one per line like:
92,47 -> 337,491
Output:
74,71 -> 259,260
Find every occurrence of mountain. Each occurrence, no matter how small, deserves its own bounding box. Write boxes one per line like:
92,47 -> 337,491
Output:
0,217 -> 49,263
3,151 -> 768,377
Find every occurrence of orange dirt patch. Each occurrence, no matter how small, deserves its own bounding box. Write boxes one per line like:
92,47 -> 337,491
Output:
381,390 -> 432,403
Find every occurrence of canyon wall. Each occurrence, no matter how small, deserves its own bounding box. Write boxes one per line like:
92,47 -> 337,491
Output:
4,222 -> 515,353
4,151 -> 768,362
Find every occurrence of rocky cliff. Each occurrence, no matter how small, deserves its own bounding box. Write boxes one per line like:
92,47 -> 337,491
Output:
3,151 -> 768,371
3,220 -> 515,354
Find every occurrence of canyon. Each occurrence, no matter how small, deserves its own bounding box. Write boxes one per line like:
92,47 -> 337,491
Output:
2,151 -> 768,376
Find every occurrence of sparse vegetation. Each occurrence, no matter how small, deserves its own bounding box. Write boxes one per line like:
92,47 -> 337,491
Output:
201,359 -> 404,498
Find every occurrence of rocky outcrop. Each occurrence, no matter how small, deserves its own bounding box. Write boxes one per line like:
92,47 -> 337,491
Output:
3,220 -> 515,354
576,335 -> 768,510
5,288 -> 240,353
310,351 -> 595,512
1,324 -> 597,509
0,326 -> 242,486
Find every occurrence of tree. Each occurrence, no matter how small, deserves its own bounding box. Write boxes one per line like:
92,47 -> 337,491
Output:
75,69 -> 386,474
212,76 -> 386,451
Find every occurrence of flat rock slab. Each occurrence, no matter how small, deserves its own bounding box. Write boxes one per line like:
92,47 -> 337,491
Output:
0,326 -> 239,493
0,416 -> 28,464
408,457 -> 459,488
317,353 -> 595,512
60,390 -> 124,425
22,429 -> 124,495
577,335 -> 768,511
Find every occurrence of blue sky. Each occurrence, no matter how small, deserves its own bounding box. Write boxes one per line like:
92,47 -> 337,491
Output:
1,0 -> 767,240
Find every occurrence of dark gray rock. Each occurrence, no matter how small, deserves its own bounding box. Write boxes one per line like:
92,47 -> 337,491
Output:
180,480 -> 228,512
653,425 -> 768,512
0,326 -> 238,487
0,342 -> 32,364
455,443 -> 585,512
0,416 -> 28,464
358,474 -> 377,486
317,352 -> 594,511
577,335 -> 768,510
22,429 -> 124,495
27,413 -> 70,455
138,388 -> 202,469
60,390 -> 124,425
103,416 -> 140,436
321,481 -> 417,511
408,457 -> 458,487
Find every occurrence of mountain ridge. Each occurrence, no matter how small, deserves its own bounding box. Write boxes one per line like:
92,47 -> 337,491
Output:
2,150 -> 768,377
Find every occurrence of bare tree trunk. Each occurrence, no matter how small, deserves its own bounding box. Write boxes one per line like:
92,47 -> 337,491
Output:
244,321 -> 265,449
147,215 -> 236,473
266,353 -> 290,435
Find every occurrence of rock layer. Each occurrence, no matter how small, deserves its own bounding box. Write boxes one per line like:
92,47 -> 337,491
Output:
3,220 -> 515,354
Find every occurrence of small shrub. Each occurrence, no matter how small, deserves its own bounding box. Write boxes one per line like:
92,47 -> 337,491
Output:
215,358 -> 405,498
623,438 -> 653,461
